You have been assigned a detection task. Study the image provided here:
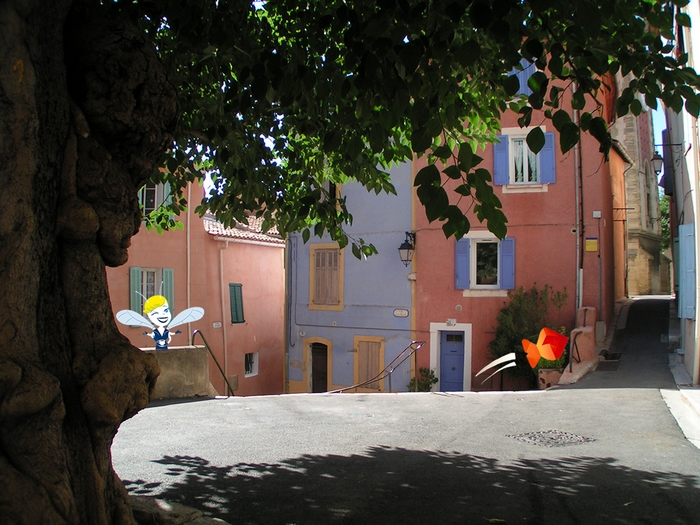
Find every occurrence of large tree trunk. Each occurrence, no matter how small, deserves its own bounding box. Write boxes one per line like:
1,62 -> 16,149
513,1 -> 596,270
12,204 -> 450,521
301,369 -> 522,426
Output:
0,2 -> 177,523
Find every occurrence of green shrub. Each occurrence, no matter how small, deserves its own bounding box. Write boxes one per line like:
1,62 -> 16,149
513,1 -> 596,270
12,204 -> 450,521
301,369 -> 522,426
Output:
408,368 -> 439,392
487,284 -> 568,385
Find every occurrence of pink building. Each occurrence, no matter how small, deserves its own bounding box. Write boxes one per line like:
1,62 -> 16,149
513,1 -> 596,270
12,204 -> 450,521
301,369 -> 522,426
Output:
107,184 -> 286,398
412,89 -> 633,391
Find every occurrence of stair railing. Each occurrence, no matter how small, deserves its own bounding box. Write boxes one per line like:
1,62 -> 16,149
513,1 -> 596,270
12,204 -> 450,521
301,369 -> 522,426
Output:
328,340 -> 425,394
192,329 -> 235,397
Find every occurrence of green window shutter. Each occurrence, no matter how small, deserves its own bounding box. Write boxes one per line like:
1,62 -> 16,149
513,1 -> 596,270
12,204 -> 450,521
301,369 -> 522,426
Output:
162,268 -> 174,309
129,267 -> 142,312
229,283 -> 245,324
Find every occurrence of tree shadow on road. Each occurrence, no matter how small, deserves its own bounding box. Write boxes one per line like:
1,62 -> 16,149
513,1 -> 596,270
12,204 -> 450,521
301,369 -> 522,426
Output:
123,446 -> 700,525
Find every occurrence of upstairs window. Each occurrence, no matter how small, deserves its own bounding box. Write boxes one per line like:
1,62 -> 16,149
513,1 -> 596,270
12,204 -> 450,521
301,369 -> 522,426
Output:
513,59 -> 537,96
310,245 -> 344,310
138,182 -> 172,217
494,129 -> 556,187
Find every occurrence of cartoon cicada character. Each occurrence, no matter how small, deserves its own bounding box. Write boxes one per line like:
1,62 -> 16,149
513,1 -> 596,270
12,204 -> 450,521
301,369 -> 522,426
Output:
116,295 -> 204,350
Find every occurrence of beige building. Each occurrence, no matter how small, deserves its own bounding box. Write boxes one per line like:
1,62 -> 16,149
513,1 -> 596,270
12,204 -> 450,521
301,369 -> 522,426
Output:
611,78 -> 668,296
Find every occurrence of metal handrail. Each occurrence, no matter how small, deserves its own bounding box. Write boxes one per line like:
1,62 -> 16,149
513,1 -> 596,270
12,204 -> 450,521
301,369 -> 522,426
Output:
192,329 -> 235,397
328,340 -> 426,394
568,331 -> 582,373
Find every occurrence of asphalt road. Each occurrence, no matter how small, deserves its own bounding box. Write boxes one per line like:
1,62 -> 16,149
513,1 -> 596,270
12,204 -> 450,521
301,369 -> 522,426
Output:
113,298 -> 700,525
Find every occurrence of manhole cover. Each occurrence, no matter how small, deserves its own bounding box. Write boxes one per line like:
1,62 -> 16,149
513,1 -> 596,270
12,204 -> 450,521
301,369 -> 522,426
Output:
507,430 -> 596,447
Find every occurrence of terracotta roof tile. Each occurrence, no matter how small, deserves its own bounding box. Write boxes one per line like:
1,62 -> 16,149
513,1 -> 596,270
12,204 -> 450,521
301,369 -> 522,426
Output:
203,216 -> 285,245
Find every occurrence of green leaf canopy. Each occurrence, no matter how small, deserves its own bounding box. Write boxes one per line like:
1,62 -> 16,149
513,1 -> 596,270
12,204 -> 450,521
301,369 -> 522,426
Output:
108,0 -> 700,249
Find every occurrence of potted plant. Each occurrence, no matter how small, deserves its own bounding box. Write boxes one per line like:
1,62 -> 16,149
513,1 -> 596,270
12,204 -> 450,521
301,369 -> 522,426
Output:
408,368 -> 439,392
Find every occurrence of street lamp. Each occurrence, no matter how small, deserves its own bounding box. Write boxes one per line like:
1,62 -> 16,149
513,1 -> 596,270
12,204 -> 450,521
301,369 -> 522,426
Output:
651,151 -> 664,175
398,232 -> 416,267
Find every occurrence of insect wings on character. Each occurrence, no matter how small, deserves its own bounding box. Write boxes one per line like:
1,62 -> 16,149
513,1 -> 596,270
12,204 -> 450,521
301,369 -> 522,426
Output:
116,295 -> 204,350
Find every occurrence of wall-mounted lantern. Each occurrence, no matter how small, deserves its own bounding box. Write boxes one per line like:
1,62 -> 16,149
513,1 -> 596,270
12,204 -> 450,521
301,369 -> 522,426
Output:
398,232 -> 416,267
651,151 -> 664,175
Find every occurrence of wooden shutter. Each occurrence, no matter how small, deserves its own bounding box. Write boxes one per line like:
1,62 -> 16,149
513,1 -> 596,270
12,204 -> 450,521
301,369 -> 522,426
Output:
539,133 -> 556,184
162,268 -> 174,309
679,224 -> 695,319
314,248 -> 339,305
518,60 -> 535,95
129,267 -> 142,312
455,239 -> 470,289
229,283 -> 245,324
494,136 -> 509,185
357,340 -> 381,390
499,238 -> 515,290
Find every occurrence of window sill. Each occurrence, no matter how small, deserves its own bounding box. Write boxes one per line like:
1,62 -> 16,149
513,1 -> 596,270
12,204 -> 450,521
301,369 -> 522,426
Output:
461,289 -> 509,298
501,184 -> 549,194
308,304 -> 344,311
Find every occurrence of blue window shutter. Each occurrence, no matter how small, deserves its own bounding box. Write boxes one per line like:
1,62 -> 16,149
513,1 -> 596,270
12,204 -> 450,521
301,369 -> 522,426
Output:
455,239 -> 470,289
229,283 -> 245,324
499,238 -> 515,290
679,224 -> 695,319
518,60 -> 535,95
162,268 -> 174,309
539,132 -> 556,184
494,136 -> 509,186
129,267 -> 142,312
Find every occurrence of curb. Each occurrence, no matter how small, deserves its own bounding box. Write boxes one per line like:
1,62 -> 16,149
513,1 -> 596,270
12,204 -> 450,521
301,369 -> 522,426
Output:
131,496 -> 231,525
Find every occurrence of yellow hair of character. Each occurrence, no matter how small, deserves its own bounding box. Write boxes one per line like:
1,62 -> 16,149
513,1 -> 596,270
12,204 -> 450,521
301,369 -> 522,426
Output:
144,295 -> 168,314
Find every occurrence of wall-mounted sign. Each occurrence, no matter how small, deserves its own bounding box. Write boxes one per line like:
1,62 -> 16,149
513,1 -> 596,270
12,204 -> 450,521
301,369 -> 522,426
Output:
585,238 -> 598,252
116,295 -> 204,350
393,309 -> 409,318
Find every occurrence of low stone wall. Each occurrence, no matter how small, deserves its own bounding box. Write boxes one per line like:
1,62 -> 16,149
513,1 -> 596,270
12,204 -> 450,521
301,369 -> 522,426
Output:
143,345 -> 217,400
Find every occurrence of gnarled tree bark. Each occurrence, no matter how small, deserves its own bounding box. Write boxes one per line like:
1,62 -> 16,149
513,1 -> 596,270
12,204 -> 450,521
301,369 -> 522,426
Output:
0,2 -> 177,523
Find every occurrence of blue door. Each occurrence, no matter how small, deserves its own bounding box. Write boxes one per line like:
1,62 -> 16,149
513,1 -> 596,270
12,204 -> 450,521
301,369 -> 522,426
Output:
440,331 -> 465,391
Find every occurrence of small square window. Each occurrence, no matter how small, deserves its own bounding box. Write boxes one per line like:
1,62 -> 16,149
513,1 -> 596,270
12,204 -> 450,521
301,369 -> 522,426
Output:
244,352 -> 259,377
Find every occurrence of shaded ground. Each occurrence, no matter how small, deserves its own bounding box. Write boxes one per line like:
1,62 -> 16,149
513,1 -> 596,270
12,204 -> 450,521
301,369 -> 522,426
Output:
113,298 -> 700,525
123,449 -> 699,525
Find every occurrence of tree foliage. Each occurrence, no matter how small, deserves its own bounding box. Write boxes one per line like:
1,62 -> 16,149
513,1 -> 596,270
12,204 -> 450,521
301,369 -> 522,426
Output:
101,0 -> 699,250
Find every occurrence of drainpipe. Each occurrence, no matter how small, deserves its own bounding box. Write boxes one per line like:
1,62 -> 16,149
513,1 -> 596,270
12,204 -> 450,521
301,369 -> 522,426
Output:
219,240 -> 230,390
573,88 -> 585,311
187,183 -> 193,345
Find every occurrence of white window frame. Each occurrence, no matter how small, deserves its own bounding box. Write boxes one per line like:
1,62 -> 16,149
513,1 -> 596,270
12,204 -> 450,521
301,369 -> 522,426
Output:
139,182 -> 170,216
498,126 -> 549,194
470,235 -> 500,291
141,268 -> 162,311
503,127 -> 541,185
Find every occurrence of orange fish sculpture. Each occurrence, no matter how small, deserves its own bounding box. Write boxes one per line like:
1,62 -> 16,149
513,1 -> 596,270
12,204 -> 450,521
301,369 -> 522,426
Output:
522,328 -> 569,368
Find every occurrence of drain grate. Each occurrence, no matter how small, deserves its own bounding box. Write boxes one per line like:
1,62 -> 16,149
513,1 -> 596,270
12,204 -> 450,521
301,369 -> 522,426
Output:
507,430 -> 596,447
596,360 -> 620,372
599,350 -> 621,361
